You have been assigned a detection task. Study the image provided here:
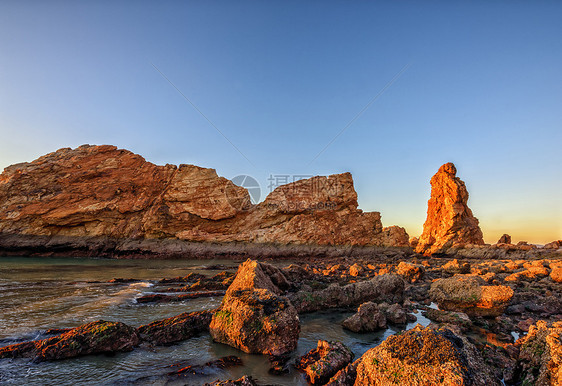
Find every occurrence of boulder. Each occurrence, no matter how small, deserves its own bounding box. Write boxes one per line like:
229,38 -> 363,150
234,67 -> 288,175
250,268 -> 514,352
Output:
289,274 -> 405,313
429,276 -> 513,317
379,303 -> 408,325
443,259 -> 471,274
0,320 -> 139,361
544,240 -> 562,249
209,288 -> 300,355
516,320 -> 562,386
497,234 -> 512,244
415,163 -> 484,255
137,310 -> 213,345
342,302 -> 387,332
354,325 -> 498,385
226,259 -> 288,296
295,340 -> 354,385
396,261 -> 425,283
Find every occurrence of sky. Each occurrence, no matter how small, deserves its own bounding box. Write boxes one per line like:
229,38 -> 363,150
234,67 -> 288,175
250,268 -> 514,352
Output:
0,1 -> 561,244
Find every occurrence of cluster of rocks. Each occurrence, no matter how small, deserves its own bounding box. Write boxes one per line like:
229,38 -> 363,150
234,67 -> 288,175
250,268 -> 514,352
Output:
1,255 -> 561,385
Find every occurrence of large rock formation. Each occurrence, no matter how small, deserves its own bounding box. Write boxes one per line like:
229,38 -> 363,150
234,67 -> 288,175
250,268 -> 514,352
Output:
354,324 -> 498,385
0,145 -> 409,256
416,163 -> 484,255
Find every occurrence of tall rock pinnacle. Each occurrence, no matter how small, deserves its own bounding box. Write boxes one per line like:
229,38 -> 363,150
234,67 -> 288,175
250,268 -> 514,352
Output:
415,163 -> 484,255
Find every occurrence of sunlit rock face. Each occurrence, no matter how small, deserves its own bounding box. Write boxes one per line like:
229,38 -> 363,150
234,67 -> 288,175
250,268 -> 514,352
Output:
415,162 -> 484,255
0,145 -> 409,247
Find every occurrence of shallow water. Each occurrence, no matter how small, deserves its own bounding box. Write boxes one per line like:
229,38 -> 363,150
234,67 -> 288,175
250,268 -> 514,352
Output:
0,256 -> 429,385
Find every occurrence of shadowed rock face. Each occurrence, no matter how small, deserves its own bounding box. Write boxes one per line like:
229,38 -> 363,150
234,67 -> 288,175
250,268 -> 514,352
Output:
0,145 -> 409,249
416,163 -> 484,255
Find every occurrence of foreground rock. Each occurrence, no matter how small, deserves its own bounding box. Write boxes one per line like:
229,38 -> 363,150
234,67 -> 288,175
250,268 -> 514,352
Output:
354,325 -> 498,385
210,288 -> 300,355
289,274 -> 404,313
0,145 -> 409,256
0,320 -> 138,361
295,340 -> 354,385
137,310 -> 213,345
209,259 -> 299,355
430,276 -> 513,317
415,163 -> 484,255
342,302 -> 386,332
516,320 -> 562,386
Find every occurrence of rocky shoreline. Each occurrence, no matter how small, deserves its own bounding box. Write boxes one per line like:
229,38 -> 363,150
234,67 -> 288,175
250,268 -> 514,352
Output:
2,254 -> 561,385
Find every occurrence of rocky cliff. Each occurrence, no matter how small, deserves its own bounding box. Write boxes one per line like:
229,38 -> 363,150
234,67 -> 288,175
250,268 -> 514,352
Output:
0,145 -> 409,257
415,163 -> 484,255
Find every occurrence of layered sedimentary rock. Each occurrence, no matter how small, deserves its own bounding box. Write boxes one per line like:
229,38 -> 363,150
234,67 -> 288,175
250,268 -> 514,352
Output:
416,163 -> 484,255
0,145 -> 409,254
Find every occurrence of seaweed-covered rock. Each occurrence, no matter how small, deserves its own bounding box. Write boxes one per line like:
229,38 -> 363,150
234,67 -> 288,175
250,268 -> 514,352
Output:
137,310 -> 213,345
342,302 -> 386,333
0,320 -> 139,361
516,320 -> 562,386
209,288 -> 300,355
295,340 -> 354,385
429,276 -> 513,317
354,325 -> 498,385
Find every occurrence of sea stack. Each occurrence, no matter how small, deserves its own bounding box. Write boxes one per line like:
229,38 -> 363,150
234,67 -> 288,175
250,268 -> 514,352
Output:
415,163 -> 484,255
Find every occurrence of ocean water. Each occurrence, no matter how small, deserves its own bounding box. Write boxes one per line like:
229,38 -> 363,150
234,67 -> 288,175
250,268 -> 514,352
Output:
0,256 -> 429,385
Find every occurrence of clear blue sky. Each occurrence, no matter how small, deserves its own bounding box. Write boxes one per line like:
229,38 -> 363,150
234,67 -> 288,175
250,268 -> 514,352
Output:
1,1 -> 561,243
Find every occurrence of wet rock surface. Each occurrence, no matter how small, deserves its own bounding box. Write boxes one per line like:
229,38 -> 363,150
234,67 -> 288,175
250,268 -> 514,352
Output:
295,340 -> 354,385
137,310 -> 213,345
0,320 -> 139,361
341,302 -> 387,333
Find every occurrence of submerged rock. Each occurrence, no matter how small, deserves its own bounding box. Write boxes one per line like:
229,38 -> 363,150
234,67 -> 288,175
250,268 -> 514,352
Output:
342,302 -> 387,333
354,324 -> 498,385
137,310 -> 213,345
415,163 -> 484,255
0,320 -> 139,361
295,340 -> 354,385
169,355 -> 242,376
429,276 -> 513,317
